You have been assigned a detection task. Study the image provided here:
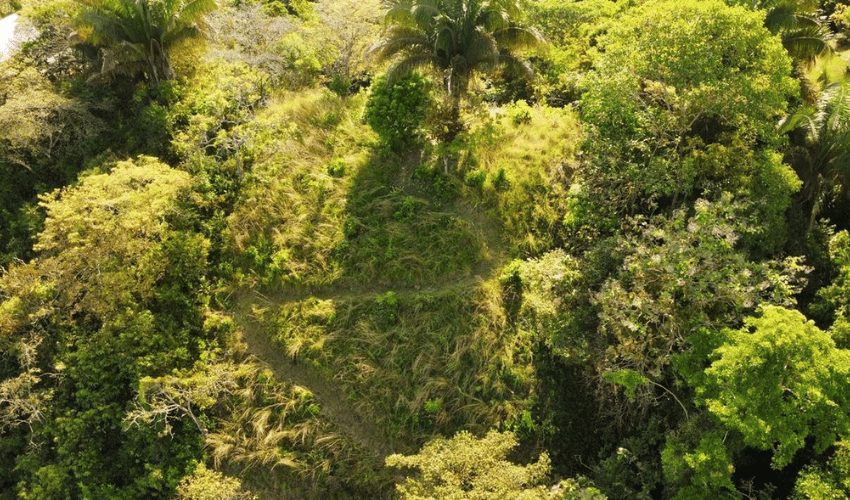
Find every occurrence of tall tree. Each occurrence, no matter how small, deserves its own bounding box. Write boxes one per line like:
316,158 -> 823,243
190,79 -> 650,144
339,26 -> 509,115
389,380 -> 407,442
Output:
76,0 -> 217,83
370,0 -> 542,118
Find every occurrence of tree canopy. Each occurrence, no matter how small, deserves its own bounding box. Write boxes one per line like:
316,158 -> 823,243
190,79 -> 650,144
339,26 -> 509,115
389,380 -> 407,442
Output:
76,0 -> 217,82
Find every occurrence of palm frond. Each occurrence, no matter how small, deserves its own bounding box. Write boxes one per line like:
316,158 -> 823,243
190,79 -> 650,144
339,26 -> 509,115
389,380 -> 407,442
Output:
384,2 -> 415,26
369,33 -> 432,62
493,25 -> 545,51
764,7 -> 810,33
386,53 -> 438,85
465,29 -> 498,66
162,25 -> 201,48
410,1 -> 440,29
180,0 -> 218,23
496,52 -> 534,81
777,105 -> 815,135
782,24 -> 833,65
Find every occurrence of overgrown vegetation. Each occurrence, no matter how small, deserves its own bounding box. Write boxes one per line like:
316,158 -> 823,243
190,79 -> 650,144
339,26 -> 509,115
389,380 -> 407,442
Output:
3,0 -> 850,498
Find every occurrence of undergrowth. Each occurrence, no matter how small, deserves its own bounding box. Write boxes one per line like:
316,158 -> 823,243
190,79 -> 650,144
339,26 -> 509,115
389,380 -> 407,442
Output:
227,90 -> 492,288
449,103 -> 581,256
255,280 -> 539,444
202,355 -> 394,499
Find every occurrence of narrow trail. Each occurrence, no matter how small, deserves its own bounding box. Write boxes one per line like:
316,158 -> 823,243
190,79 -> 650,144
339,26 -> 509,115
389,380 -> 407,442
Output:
228,196 -> 512,464
241,197 -> 511,307
231,291 -> 405,460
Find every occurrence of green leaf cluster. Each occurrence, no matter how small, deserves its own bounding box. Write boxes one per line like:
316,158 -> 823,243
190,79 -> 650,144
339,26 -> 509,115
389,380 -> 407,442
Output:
697,306 -> 850,469
364,73 -> 433,150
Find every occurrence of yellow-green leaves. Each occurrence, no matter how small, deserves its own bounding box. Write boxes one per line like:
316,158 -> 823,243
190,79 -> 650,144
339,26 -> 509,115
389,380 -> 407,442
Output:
34,156 -> 192,314
699,306 -> 850,469
577,0 -> 800,245
386,430 -> 578,500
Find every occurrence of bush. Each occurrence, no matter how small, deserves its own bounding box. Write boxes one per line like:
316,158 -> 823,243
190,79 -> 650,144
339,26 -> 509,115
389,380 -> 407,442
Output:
364,73 -> 433,150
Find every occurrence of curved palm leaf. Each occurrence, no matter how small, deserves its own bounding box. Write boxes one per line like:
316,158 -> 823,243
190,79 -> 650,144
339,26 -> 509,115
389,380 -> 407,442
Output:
782,24 -> 834,65
373,0 -> 543,103
781,82 -> 850,225
76,0 -> 217,82
737,0 -> 833,66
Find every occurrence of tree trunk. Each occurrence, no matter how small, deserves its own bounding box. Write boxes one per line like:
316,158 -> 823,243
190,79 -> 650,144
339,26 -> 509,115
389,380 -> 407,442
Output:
148,38 -> 175,83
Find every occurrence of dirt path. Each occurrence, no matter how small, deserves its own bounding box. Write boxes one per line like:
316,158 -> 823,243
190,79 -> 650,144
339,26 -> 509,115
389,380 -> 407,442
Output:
228,196 -> 510,464
231,290 -> 405,460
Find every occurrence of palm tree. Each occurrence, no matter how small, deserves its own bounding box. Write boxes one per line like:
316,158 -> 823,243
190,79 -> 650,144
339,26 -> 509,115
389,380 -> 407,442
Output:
370,0 -> 543,119
731,0 -> 833,103
76,0 -> 217,83
737,0 -> 832,63
779,82 -> 850,227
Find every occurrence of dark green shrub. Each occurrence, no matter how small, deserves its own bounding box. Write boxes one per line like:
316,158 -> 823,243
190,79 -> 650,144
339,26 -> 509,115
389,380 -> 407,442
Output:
364,73 -> 433,150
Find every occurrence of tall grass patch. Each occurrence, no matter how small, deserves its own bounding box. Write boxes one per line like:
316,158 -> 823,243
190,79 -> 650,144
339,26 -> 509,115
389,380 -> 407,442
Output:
226,90 -> 372,288
258,280 -> 538,443
456,103 -> 581,256
203,360 -> 393,499
227,89 -> 493,288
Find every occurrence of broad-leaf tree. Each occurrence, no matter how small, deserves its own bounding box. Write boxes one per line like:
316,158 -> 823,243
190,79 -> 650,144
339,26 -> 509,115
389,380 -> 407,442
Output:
76,0 -> 217,82
0,157 -> 216,497
578,0 -> 800,251
386,430 -> 604,499
696,306 -> 850,469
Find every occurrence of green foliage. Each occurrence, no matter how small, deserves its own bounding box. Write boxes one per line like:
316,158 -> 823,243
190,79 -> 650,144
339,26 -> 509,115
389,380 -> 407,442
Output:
0,65 -> 107,265
264,282 -> 537,440
816,230 -> 850,347
272,31 -> 333,89
371,0 -> 544,136
0,0 -> 20,16
364,73 -> 433,150
524,0 -> 623,105
0,156 -> 216,498
831,4 -> 850,35
577,0 -> 800,250
583,0 -> 795,143
596,196 -> 806,384
792,440 -> 850,499
661,429 -> 736,500
174,463 -> 253,500
728,0 -> 833,67
386,430 -> 574,499
594,418 -> 665,500
34,156 -> 195,314
457,104 -> 579,254
779,82 -> 850,225
697,306 -> 850,468
602,370 -> 648,401
75,0 -> 218,83
170,60 -> 269,164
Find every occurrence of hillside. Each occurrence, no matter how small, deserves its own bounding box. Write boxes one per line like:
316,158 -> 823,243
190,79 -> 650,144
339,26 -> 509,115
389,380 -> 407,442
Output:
2,0 -> 850,499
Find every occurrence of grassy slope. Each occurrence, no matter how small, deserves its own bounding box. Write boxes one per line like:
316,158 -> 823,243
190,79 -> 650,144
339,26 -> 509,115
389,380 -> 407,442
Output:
222,85 -> 581,496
